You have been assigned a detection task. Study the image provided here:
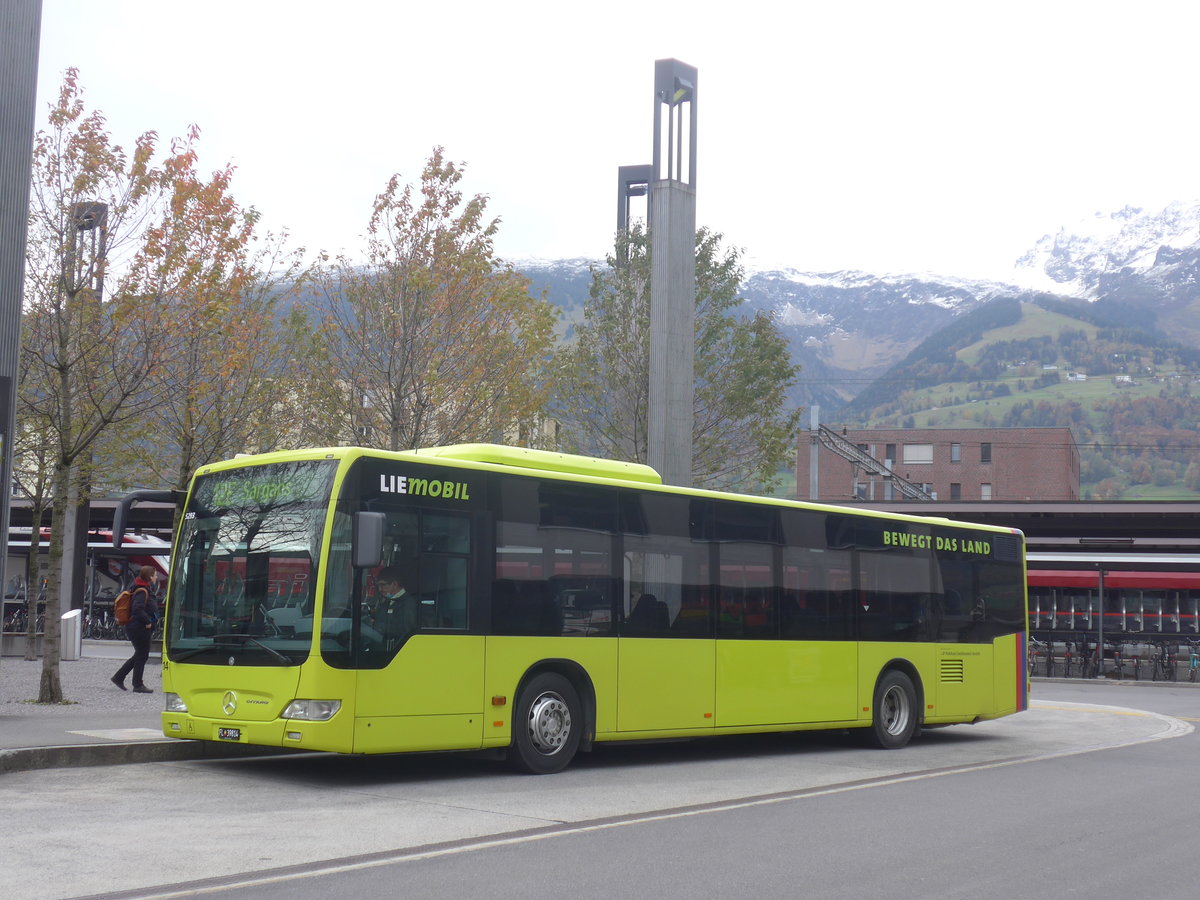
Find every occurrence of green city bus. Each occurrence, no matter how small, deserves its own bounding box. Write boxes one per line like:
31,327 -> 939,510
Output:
126,443 -> 1028,774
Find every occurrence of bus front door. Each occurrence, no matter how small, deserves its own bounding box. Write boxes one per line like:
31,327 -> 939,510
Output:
353,635 -> 485,752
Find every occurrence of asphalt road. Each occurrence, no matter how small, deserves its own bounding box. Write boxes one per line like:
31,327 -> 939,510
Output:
5,680 -> 1196,900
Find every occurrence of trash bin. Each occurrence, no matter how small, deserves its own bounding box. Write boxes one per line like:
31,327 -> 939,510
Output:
61,609 -> 82,660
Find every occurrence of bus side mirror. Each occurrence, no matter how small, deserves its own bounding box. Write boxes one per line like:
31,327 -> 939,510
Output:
352,512 -> 385,569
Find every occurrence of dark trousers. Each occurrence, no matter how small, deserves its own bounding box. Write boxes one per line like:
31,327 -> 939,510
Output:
114,624 -> 152,688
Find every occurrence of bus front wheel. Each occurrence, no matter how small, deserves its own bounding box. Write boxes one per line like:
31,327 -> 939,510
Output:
508,672 -> 582,774
868,670 -> 918,749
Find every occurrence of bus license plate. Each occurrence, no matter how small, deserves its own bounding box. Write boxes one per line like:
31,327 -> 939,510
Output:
217,727 -> 241,741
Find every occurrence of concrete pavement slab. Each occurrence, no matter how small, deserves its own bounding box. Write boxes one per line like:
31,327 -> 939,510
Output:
0,643 -> 282,773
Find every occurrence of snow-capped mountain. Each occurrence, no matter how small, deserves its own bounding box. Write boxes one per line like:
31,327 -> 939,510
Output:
1011,201 -> 1200,349
735,269 -> 1014,410
517,200 -> 1200,413
1014,201 -> 1200,296
519,259 -> 1017,412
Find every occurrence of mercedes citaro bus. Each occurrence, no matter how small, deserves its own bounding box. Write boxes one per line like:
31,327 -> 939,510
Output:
115,444 -> 1028,774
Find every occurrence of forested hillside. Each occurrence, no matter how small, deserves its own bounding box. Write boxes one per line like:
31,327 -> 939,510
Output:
845,296 -> 1200,499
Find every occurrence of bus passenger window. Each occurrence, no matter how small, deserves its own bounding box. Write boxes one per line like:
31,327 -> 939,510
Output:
491,579 -> 562,635
625,593 -> 669,635
494,480 -> 614,638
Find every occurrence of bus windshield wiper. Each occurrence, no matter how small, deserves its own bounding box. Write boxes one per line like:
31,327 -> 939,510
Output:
172,645 -> 217,662
212,634 -> 294,666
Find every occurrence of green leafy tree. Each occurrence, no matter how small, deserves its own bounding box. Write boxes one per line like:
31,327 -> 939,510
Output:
1130,458 -> 1153,485
553,223 -> 801,492
313,148 -> 557,450
1183,460 -> 1200,493
1152,463 -> 1178,487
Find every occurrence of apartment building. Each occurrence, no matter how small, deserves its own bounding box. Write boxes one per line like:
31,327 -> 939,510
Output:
795,426 -> 1079,502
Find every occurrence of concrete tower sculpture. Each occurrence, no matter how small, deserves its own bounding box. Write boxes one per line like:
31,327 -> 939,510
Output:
647,59 -> 697,487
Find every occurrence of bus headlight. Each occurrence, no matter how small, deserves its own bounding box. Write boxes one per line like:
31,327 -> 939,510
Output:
282,699 -> 341,721
165,693 -> 188,713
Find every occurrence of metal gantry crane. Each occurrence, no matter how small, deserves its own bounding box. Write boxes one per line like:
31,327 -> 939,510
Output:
814,425 -> 935,501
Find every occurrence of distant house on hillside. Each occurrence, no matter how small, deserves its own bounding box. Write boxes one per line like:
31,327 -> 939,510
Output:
796,426 -> 1079,503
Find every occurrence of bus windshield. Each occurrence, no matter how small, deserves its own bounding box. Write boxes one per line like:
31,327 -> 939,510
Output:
166,458 -> 337,666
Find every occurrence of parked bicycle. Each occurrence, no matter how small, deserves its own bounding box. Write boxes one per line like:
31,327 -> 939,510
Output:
1082,644 -> 1102,679
3,609 -> 45,635
1110,644 -> 1125,680
1043,642 -> 1060,677
82,612 -> 126,640
1027,638 -> 1047,677
1151,643 -> 1177,682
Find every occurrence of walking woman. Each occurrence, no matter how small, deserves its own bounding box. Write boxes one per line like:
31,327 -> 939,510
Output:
111,566 -> 160,693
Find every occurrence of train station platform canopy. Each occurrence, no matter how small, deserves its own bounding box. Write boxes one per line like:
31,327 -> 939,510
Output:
856,501 -> 1200,555
10,497 -> 1200,558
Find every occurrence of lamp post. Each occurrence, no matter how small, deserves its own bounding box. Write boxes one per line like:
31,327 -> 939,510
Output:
62,201 -> 108,614
616,164 -> 653,236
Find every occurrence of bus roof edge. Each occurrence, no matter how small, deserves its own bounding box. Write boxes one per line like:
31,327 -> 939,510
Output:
413,443 -> 663,485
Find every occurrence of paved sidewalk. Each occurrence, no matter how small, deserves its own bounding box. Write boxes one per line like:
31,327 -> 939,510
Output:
0,642 -> 281,773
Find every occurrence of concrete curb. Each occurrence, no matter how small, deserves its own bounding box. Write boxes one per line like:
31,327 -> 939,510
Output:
0,739 -> 305,775
1031,676 -> 1200,687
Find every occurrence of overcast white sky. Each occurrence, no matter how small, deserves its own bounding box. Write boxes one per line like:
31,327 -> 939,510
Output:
33,0 -> 1200,281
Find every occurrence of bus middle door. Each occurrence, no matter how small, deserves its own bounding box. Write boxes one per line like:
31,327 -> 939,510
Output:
616,586 -> 715,734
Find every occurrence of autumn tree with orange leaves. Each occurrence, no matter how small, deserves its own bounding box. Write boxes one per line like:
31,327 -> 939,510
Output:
313,149 -> 557,451
126,170 -> 314,495
19,70 -> 287,701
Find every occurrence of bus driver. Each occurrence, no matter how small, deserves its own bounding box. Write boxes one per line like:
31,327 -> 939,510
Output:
367,566 -> 421,645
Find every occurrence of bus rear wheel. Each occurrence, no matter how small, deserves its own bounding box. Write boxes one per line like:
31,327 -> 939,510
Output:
508,672 -> 582,774
868,670 -> 918,749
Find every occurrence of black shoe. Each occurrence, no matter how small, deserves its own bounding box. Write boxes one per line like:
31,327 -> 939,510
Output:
111,675 -> 127,691
132,685 -> 153,694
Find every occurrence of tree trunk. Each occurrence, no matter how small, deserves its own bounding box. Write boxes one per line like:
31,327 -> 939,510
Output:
22,521 -> 41,661
37,461 -> 68,703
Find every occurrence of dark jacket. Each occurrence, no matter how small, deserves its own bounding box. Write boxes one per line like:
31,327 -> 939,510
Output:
129,577 -> 160,629
372,590 -> 420,638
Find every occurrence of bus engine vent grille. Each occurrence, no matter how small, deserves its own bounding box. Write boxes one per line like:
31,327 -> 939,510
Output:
939,658 -> 965,683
